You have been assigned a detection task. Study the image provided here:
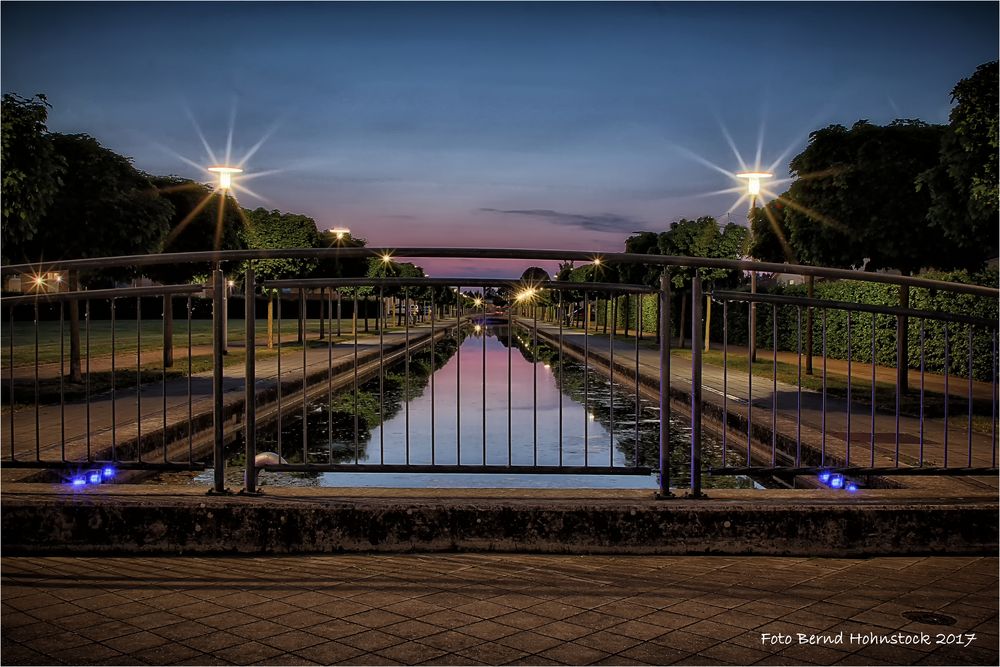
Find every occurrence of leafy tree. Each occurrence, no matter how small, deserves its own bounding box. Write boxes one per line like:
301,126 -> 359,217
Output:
657,217 -> 748,347
240,207 -> 320,346
748,199 -> 795,264
917,61 -> 998,270
783,120 -> 949,275
1,93 -> 65,262
17,133 -> 173,382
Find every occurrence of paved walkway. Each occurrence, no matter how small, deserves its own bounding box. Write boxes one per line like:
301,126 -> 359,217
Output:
532,322 -> 997,490
2,554 -> 996,666
1,322 -> 456,479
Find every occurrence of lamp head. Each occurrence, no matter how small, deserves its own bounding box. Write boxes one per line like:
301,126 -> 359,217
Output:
736,171 -> 772,198
207,165 -> 243,190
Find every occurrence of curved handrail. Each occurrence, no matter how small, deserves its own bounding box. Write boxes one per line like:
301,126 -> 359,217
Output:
2,247 -> 996,297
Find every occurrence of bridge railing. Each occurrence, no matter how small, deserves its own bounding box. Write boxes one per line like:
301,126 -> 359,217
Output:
1,248 -> 997,495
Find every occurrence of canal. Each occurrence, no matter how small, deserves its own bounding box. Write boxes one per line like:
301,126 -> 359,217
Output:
164,324 -> 759,489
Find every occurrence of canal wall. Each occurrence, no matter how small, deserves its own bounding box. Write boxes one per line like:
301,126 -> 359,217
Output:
2,485 -> 996,556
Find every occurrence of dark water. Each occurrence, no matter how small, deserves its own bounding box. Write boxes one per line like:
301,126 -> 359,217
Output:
181,325 -> 759,489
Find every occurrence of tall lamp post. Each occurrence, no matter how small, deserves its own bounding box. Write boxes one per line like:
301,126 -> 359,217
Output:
736,171 -> 771,363
207,165 -> 243,354
325,227 -> 351,338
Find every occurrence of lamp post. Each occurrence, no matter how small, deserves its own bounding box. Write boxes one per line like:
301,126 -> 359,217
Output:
207,165 -> 242,354
737,171 -> 772,363
324,228 -> 351,338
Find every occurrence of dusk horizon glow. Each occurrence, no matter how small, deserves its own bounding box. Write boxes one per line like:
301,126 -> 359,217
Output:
2,1 -> 996,277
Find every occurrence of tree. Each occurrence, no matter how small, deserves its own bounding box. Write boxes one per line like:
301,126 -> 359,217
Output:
748,200 -> 795,264
657,217 -> 748,347
1,93 -> 65,262
147,177 -> 246,365
240,207 -> 320,347
917,61 -> 998,271
13,133 -> 174,382
783,120 -> 950,275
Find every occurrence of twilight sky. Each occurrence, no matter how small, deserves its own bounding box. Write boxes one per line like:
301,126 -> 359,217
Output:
2,1 -> 996,277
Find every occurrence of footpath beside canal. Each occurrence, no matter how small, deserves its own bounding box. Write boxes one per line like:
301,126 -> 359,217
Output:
2,320 -> 461,484
527,320 -> 998,495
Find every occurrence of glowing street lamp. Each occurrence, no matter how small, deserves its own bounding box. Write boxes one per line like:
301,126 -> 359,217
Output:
329,227 -> 351,241
737,171 -> 772,361
736,171 -> 772,206
207,165 -> 243,190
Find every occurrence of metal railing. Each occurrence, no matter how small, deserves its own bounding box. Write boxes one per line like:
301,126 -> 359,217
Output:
1,248 -> 997,495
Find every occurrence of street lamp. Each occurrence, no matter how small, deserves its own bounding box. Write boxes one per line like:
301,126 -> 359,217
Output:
207,165 -> 243,354
207,165 -> 243,190
328,227 -> 351,242
737,171 -> 772,363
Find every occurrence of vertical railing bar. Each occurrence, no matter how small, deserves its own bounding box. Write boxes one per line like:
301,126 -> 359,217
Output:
658,273 -> 671,497
244,269 -> 257,492
821,308 -> 827,466
187,296 -> 192,461
404,287 -> 410,465
558,290 -> 564,467
212,268 -> 226,493
846,310 -> 852,467
533,301 -> 538,466
870,311 -> 876,468
771,303 -> 777,468
992,328 -> 998,468
301,288 -> 308,465
894,313 -> 901,466
162,296 -> 168,462
992,328 -> 997,468
507,293 -> 512,467
431,292 -> 436,465
584,290 -> 589,466
136,296 -> 142,463
379,287 -> 385,464
456,286 -> 461,465
722,299 -> 728,465
746,298 -> 752,468
634,292 -> 640,467
327,288 -> 333,464
33,299 -> 40,461
9,306 -> 16,461
59,301 -> 65,462
690,277 -> 703,497
481,294 -> 486,465
944,324 -> 950,468
968,326 -> 974,467
920,319 -> 926,465
353,292 -> 359,463
277,294 -> 282,461
609,291 -> 615,467
111,298 -> 117,461
796,306 -> 802,467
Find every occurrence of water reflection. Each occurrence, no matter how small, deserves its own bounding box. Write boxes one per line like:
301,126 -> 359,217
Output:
201,324 -> 758,490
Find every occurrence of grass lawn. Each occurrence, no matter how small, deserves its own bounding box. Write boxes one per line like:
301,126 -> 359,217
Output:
5,317 -> 394,367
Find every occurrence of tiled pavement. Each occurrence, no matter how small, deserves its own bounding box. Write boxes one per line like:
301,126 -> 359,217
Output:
2,555 -> 997,666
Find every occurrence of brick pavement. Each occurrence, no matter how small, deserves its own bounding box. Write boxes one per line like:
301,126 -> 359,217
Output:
2,554 -> 997,666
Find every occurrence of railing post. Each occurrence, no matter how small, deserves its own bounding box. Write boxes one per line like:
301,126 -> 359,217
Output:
243,268 -> 258,494
657,272 -> 673,498
211,268 -> 227,494
690,275 -> 704,498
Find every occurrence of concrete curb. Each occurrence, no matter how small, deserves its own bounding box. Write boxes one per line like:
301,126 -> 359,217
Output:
3,487 -> 996,556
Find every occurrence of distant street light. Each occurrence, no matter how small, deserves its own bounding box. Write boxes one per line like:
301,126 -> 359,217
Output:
737,171 -> 772,362
207,165 -> 243,190
328,227 -> 351,241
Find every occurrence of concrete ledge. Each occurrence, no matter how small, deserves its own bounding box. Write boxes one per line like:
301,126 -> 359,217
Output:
2,485 -> 996,557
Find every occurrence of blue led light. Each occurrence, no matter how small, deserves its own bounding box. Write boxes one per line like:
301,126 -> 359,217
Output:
846,482 -> 858,493
71,477 -> 87,487
87,471 -> 102,485
818,471 -> 832,484
102,467 -> 116,479
829,474 -> 845,489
